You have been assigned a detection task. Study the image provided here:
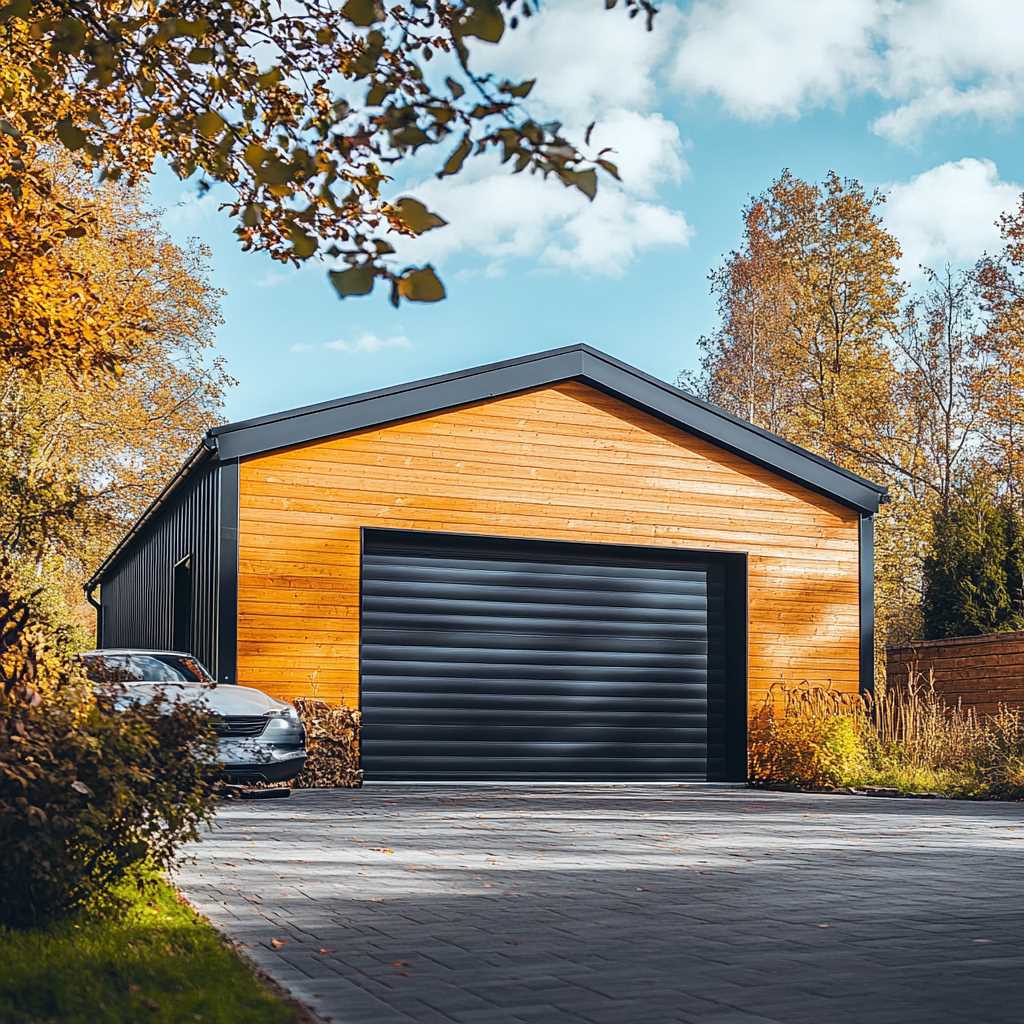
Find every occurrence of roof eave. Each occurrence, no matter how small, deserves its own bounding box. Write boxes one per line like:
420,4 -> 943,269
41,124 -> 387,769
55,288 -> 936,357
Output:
85,438 -> 218,589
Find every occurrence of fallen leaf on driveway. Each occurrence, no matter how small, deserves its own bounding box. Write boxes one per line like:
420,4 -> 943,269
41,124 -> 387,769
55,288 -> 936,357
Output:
370,847 -> 394,855
270,938 -> 287,950
318,948 -> 334,955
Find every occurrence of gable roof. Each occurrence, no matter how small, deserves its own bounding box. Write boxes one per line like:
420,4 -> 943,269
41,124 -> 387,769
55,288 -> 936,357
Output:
209,343 -> 886,511
88,344 -> 886,588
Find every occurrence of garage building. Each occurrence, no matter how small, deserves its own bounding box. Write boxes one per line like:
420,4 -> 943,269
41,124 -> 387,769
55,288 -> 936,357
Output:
87,344 -> 886,782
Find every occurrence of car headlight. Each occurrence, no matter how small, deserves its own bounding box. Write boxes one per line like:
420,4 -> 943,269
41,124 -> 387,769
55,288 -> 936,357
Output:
265,706 -> 299,721
264,706 -> 302,732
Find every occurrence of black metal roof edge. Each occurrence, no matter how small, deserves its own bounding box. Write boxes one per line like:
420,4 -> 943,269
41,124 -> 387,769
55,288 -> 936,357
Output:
576,345 -> 886,495
85,439 -> 218,589
209,343 -> 593,437
87,342 -> 888,587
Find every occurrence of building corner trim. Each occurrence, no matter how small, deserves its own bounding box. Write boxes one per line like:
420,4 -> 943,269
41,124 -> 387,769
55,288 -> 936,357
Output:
859,514 -> 875,698
217,459 -> 240,683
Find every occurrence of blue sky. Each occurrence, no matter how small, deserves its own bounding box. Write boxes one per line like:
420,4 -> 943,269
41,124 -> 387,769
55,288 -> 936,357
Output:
151,0 -> 1024,424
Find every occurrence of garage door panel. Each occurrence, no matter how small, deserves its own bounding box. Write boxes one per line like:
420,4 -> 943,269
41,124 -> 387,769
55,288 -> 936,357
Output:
363,583 -> 711,611
362,600 -> 711,625
363,615 -> 711,641
364,551 -> 713,583
366,725 -> 720,743
366,694 -> 721,714
372,740 -> 715,759
375,759 -> 710,780
366,707 -> 719,727
362,671 -> 712,696
363,630 -> 710,655
361,530 -> 729,781
363,646 -> 709,669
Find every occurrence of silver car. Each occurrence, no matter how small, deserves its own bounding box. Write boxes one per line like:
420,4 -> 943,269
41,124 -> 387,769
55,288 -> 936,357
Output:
79,649 -> 307,785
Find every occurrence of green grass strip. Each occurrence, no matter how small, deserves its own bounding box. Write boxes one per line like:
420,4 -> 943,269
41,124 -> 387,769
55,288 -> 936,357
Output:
0,876 -> 304,1024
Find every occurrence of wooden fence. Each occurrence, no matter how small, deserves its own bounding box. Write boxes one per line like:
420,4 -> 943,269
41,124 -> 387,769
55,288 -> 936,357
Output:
887,631 -> 1024,715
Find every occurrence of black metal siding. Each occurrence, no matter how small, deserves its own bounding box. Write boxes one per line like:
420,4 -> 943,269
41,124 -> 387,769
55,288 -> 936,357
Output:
360,529 -> 736,781
99,459 -> 221,674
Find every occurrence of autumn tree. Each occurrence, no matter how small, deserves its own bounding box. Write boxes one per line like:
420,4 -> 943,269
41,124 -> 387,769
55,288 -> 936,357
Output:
0,155 -> 227,625
976,196 -> 1024,500
1,0 -> 651,335
682,195 -> 797,435
688,169 -> 1024,646
682,171 -> 924,650
683,170 -> 903,472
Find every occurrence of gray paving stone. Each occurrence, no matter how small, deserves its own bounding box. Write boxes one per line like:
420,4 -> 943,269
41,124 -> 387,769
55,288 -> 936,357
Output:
176,785 -> 1024,1023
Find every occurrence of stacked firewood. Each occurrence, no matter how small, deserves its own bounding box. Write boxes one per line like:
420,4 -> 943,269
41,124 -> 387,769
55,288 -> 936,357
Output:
292,699 -> 363,788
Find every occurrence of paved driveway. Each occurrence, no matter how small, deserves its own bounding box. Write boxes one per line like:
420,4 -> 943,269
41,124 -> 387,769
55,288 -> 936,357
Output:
177,786 -> 1024,1024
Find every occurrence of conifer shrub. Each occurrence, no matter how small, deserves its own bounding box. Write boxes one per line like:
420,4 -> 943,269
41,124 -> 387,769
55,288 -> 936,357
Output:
922,474 -> 1024,639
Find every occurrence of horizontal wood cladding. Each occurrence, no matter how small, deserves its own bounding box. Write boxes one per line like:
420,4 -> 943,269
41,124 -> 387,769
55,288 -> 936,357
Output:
888,631 -> 1024,714
237,382 -> 862,707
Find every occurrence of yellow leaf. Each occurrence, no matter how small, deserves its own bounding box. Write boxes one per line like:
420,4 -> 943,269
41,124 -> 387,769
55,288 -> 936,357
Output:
394,198 -> 447,235
55,118 -> 87,152
329,265 -> 375,298
243,143 -> 270,168
341,0 -> 379,27
398,266 -> 445,303
458,2 -> 504,43
195,111 -> 225,139
439,136 -> 472,179
289,228 -> 318,259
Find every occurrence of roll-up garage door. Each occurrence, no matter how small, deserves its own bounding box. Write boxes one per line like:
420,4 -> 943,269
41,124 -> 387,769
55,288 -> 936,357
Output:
360,529 -> 729,781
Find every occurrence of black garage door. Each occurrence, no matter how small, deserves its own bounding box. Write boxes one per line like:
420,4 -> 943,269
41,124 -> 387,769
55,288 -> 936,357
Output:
360,529 -> 737,781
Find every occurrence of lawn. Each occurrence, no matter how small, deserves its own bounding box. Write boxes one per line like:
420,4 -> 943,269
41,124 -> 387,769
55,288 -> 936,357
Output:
0,875 -> 307,1024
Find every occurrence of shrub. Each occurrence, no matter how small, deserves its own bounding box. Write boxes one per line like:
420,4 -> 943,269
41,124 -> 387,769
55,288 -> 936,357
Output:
749,683 -> 867,788
0,573 -> 220,928
751,673 -> 1024,799
922,473 -> 1024,639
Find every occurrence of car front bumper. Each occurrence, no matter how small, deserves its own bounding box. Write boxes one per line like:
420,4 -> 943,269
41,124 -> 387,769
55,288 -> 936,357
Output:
217,737 -> 307,784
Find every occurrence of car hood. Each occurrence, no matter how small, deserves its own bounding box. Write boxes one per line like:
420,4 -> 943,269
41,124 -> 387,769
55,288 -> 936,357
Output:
114,683 -> 292,716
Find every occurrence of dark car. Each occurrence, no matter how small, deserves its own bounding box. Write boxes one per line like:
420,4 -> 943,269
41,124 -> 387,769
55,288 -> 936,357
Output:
79,649 -> 307,785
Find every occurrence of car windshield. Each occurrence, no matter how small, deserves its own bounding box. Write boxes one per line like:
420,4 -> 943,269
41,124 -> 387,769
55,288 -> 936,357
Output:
80,653 -> 212,685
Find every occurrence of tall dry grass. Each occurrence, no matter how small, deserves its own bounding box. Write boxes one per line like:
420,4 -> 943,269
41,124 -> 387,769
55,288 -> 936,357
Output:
748,670 -> 1024,798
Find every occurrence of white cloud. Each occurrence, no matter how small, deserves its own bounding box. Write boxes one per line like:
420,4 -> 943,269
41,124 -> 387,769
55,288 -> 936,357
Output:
395,147 -> 691,277
256,269 -> 292,289
322,332 -> 412,354
885,158 -> 1021,276
289,333 -> 412,355
871,0 -> 1024,142
668,0 -> 1024,142
672,0 -> 881,119
477,0 -> 681,121
389,0 -> 692,277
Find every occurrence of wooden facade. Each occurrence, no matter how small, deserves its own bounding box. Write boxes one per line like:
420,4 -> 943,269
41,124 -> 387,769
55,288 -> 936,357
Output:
236,381 -> 863,712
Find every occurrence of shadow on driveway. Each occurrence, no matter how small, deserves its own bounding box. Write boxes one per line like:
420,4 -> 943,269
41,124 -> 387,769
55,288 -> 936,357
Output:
177,786 -> 1024,1024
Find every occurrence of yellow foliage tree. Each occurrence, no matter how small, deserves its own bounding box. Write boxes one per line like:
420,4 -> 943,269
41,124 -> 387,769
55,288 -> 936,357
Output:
0,0 -> 653,313
976,197 -> 1024,500
687,170 -> 1024,649
684,170 -> 903,472
684,171 -> 907,651
0,155 -> 228,626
